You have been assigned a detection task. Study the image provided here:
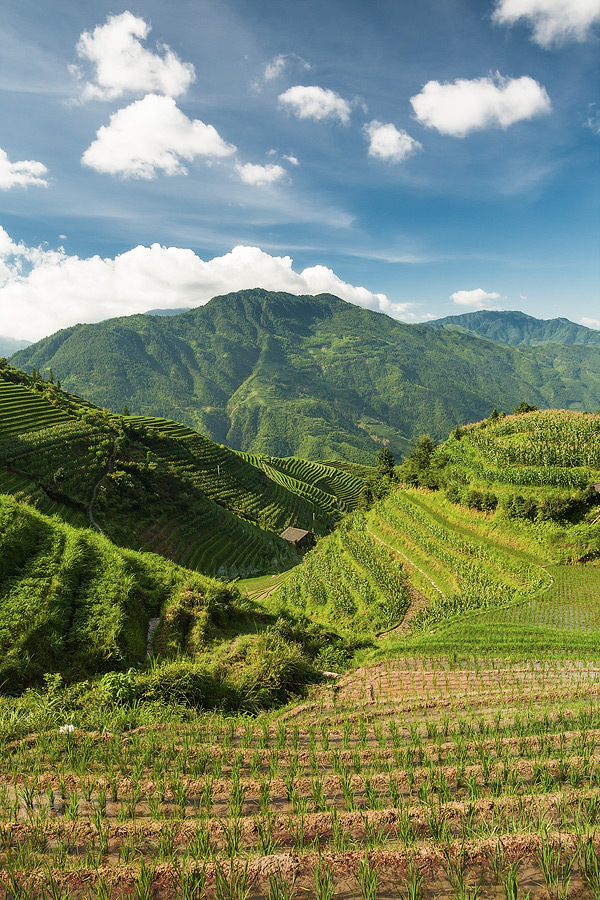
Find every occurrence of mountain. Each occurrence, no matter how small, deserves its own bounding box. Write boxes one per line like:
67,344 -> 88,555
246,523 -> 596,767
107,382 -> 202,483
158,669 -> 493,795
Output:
145,307 -> 191,316
12,289 -> 600,461
427,309 -> 600,348
1,336 -> 31,357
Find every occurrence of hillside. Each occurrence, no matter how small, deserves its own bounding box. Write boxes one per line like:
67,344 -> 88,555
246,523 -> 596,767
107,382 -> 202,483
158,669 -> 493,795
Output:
0,493 -> 240,690
427,308 -> 600,348
0,363 -> 363,578
4,409 -> 600,899
12,289 -> 600,461
275,408 -> 600,641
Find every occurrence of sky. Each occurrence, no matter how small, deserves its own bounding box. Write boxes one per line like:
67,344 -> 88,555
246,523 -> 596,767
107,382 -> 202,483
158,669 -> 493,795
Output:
0,0 -> 599,341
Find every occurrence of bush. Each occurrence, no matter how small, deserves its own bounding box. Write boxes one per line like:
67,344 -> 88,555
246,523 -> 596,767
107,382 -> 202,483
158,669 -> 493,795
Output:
445,483 -> 463,504
504,493 -> 538,521
137,660 -> 226,707
464,489 -> 498,512
99,669 -> 138,704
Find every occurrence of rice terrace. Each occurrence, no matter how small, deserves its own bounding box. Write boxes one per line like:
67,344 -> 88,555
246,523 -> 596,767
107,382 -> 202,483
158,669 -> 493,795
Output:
0,359 -> 599,900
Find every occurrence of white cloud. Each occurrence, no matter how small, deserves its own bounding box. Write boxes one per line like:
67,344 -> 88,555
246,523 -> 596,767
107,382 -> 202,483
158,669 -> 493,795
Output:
0,148 -> 48,190
81,94 -> 236,179
493,0 -> 600,47
72,11 -> 195,101
278,86 -> 352,124
264,54 -> 288,82
581,317 -> 600,330
451,288 -> 502,308
586,105 -> 600,134
284,155 -> 300,166
0,229 -> 405,341
410,74 -> 551,137
364,121 -> 422,163
235,162 -> 287,186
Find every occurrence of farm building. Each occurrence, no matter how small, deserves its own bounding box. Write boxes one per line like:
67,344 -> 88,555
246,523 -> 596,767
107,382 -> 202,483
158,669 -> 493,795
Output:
279,527 -> 316,550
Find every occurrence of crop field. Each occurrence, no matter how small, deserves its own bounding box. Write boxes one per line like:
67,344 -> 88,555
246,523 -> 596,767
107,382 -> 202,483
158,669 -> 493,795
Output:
0,372 -> 366,578
5,652 -> 600,898
445,410 -> 600,490
275,515 -> 411,635
0,382 -> 71,437
474,566 -> 600,633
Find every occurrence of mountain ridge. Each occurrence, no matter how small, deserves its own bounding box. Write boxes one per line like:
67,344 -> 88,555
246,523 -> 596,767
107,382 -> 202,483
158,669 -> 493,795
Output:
427,309 -> 600,348
11,289 -> 600,461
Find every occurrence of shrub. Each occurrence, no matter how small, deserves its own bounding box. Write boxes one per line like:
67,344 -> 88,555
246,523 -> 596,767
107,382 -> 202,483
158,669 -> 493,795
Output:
464,489 -> 498,512
99,668 -> 138,704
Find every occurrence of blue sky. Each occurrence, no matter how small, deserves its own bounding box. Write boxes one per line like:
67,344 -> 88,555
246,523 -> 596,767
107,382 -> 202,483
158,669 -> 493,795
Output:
0,0 -> 598,340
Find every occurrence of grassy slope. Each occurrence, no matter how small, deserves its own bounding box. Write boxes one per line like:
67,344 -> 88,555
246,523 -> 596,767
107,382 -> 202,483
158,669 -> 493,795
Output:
0,364 -> 363,578
12,289 -> 600,461
0,493 -> 243,690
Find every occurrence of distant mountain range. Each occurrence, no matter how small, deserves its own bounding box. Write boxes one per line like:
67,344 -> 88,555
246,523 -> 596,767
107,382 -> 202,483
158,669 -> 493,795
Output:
0,336 -> 31,357
11,291 -> 600,461
427,309 -> 600,348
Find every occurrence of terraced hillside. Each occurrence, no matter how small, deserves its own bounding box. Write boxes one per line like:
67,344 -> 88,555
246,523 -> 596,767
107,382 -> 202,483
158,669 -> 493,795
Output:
0,493 -> 244,690
3,407 -> 600,898
5,640 -> 600,898
0,364 -> 364,577
273,409 -> 600,640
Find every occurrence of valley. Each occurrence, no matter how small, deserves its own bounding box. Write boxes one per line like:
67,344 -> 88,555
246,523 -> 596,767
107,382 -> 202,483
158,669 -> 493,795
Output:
1,304 -> 600,899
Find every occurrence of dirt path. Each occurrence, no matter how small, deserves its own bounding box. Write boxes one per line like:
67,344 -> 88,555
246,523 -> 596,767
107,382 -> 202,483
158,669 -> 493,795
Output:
88,436 -> 117,535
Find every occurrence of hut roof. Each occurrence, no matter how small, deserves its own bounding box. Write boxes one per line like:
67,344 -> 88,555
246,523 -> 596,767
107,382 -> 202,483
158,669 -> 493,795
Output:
279,527 -> 313,542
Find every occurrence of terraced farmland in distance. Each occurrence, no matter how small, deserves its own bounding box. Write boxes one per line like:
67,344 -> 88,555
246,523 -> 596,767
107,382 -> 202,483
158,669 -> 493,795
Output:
6,652 -> 600,898
0,366 -> 365,578
0,380 -> 72,436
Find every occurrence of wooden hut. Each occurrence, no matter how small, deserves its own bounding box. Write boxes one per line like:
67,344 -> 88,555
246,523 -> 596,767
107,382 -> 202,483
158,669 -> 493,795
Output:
279,527 -> 316,550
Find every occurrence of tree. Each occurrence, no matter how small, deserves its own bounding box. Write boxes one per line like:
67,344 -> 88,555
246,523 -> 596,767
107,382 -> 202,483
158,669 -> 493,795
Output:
513,401 -> 537,414
376,446 -> 395,474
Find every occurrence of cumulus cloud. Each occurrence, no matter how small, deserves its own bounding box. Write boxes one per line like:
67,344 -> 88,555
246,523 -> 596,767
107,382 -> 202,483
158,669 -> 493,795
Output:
364,121 -> 422,163
0,228 -> 407,341
410,74 -> 551,137
278,85 -> 352,124
81,94 -> 236,179
581,317 -> 600,330
0,148 -> 48,190
492,0 -> 600,47
235,161 -> 287,186
451,288 -> 502,308
72,11 -> 195,101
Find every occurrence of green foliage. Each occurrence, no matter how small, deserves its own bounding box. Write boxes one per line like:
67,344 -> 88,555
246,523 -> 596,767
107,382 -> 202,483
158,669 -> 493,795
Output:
513,401 -> 538,414
376,446 -> 395,474
99,669 -> 138,704
0,494 -> 243,690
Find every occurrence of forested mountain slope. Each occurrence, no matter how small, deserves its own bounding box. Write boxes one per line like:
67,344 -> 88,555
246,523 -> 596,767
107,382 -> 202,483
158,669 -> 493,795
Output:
12,290 -> 600,461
